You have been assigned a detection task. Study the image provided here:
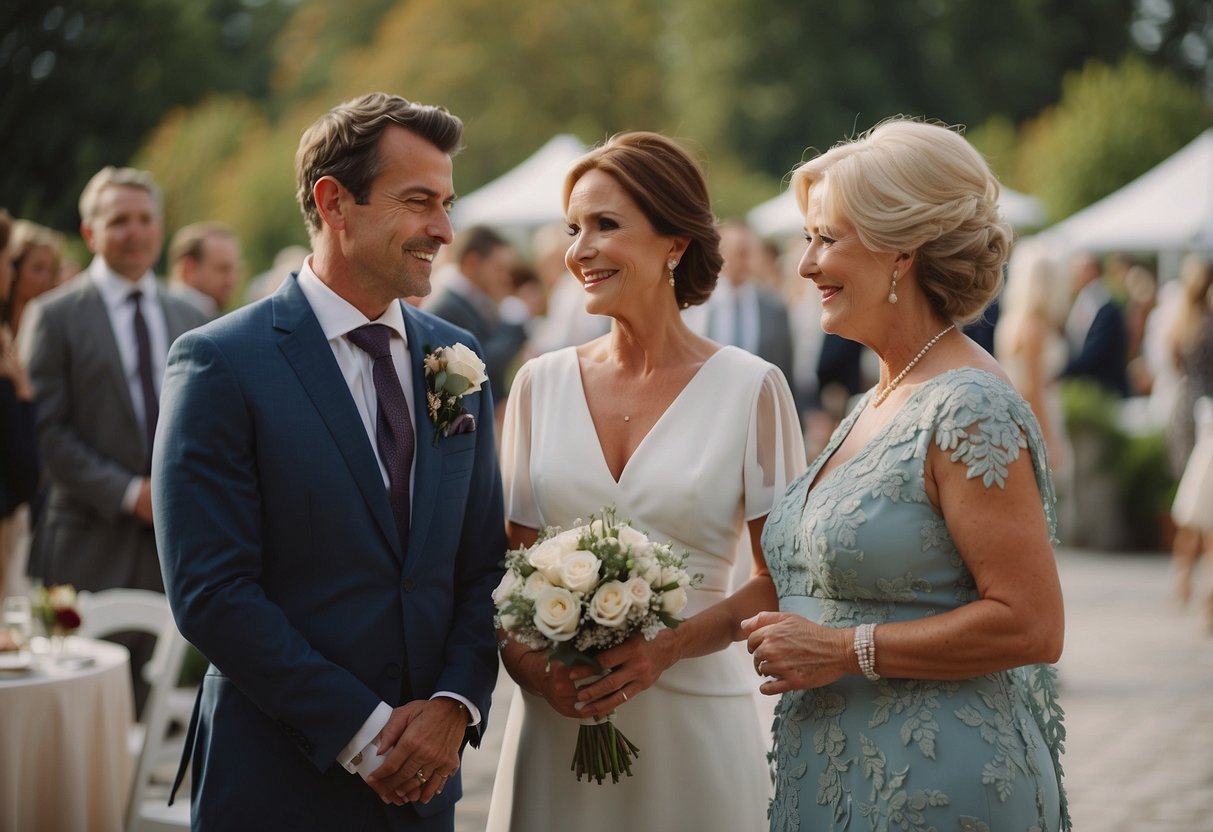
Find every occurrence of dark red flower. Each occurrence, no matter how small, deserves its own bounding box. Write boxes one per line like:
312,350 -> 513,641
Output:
56,607 -> 81,630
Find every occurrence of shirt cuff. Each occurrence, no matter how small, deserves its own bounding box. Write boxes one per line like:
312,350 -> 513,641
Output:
120,477 -> 143,514
431,691 -> 481,727
337,701 -> 392,777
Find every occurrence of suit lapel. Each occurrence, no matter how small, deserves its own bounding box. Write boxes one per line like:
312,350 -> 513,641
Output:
402,304 -> 442,561
273,277 -> 401,559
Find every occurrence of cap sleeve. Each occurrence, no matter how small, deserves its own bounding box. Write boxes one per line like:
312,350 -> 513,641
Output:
925,369 -> 1059,539
499,359 -> 541,529
743,365 -> 808,520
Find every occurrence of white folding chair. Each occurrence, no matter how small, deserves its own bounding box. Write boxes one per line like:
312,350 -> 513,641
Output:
77,589 -> 193,831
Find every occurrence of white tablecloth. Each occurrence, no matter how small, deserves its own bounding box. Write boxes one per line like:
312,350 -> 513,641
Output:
0,638 -> 135,832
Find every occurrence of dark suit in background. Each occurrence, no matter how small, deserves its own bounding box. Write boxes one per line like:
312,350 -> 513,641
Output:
1061,257 -> 1129,397
424,287 -> 526,405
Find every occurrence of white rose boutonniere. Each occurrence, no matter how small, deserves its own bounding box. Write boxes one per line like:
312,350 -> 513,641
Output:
422,343 -> 488,444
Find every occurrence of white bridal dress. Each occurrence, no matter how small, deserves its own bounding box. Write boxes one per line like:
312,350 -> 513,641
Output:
487,345 -> 805,832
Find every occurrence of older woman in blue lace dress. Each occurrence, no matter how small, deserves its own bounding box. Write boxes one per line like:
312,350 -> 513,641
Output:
742,119 -> 1069,832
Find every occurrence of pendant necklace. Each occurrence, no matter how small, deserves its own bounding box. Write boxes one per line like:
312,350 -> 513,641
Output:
872,323 -> 956,408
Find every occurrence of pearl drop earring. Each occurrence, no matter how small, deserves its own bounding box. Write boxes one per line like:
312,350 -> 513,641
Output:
667,259 -> 678,286
888,269 -> 899,304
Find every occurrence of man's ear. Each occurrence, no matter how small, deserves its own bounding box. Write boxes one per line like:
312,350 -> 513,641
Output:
314,176 -> 348,232
80,222 -> 97,254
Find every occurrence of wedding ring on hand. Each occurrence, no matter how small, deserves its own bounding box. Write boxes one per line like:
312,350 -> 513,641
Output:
620,689 -> 628,702
414,772 -> 428,784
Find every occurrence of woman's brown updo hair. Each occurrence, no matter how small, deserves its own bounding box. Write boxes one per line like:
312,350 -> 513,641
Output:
563,131 -> 722,308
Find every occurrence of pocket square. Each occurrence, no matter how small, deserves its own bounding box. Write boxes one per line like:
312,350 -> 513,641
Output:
445,412 -> 476,437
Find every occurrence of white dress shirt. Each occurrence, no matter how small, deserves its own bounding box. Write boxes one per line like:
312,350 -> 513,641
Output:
91,258 -> 168,512
294,261 -> 479,779
706,280 -> 760,353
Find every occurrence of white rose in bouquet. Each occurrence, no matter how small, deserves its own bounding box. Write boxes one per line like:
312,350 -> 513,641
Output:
533,586 -> 580,642
522,571 -> 552,599
442,343 -> 488,392
617,524 -> 650,548
492,569 -> 519,606
559,550 -> 602,595
588,581 -> 632,628
660,564 -> 690,588
661,586 -> 689,616
528,530 -> 580,583
624,576 -> 652,608
633,550 -> 662,584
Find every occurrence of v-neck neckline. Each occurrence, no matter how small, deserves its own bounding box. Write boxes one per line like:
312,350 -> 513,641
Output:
803,366 -> 995,500
571,347 -> 728,485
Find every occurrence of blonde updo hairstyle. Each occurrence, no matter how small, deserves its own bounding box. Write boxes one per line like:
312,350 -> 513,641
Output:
792,118 -> 1012,325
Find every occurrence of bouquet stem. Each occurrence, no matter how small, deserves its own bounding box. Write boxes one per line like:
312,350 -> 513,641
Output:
573,712 -> 640,784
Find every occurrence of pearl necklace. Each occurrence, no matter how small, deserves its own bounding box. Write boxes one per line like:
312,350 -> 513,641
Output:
871,323 -> 956,408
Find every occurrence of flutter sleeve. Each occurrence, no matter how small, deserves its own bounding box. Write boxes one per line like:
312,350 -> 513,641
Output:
499,359 -> 541,529
925,370 -> 1059,541
743,364 -> 808,520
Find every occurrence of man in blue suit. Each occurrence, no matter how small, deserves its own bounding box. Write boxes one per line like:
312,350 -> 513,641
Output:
1061,253 -> 1129,397
153,92 -> 506,831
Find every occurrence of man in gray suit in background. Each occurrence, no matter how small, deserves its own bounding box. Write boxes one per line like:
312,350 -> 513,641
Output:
699,220 -> 794,383
18,166 -> 205,703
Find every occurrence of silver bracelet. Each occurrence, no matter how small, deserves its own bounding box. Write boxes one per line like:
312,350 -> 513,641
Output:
853,622 -> 880,681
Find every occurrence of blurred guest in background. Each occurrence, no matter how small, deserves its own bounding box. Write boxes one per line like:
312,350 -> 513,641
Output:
0,210 -> 39,600
17,167 -> 206,709
525,221 -> 609,356
5,219 -> 62,335
167,221 -> 242,319
243,243 -> 309,304
1060,252 -> 1129,397
996,246 -> 1072,471
1123,262 -> 1159,395
424,224 -> 533,404
689,220 -> 794,386
1164,254 -> 1213,608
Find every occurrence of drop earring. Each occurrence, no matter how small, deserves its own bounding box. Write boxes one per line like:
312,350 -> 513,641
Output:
667,259 -> 678,286
888,269 -> 899,304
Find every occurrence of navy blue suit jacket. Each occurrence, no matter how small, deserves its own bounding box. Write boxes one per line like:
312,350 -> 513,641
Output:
152,275 -> 505,830
1061,299 -> 1129,398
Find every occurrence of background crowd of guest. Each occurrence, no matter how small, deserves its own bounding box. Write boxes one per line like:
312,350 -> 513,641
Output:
3,170 -> 1213,645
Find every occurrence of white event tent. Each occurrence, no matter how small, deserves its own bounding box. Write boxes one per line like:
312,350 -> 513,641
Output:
450,134 -> 587,232
747,183 -> 1046,238
1035,129 -> 1213,256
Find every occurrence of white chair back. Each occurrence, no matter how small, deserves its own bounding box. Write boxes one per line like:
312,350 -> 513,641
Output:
77,589 -> 192,831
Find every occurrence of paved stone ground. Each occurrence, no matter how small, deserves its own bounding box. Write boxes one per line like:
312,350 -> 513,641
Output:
455,547 -> 1213,831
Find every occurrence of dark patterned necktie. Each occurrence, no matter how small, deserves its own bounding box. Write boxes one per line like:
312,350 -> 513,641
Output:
129,290 -> 158,467
347,324 -> 415,555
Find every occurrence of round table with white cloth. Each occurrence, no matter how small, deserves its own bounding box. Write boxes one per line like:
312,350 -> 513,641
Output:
0,637 -> 135,832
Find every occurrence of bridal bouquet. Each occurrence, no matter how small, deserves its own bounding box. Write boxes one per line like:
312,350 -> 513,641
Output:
493,508 -> 695,784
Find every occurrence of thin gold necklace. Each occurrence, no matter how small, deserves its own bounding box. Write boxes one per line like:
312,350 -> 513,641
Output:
872,323 -> 956,407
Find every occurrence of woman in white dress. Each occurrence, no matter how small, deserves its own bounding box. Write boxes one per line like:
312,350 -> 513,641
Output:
487,132 -> 806,831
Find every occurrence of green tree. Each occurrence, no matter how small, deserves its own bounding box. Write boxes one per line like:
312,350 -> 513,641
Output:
1017,56 -> 1210,222
0,0 -> 294,231
664,0 -> 1138,183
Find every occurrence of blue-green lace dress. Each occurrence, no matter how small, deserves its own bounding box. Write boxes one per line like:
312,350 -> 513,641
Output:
762,368 -> 1069,832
